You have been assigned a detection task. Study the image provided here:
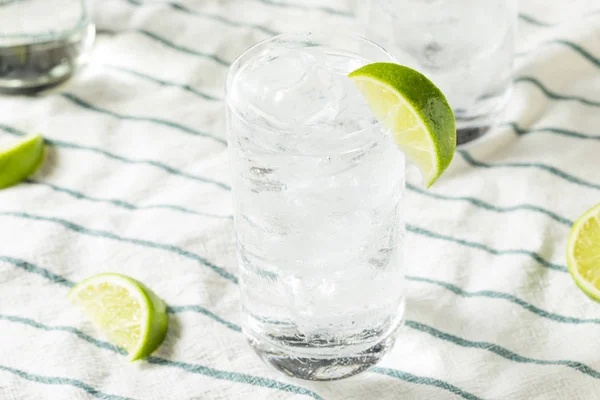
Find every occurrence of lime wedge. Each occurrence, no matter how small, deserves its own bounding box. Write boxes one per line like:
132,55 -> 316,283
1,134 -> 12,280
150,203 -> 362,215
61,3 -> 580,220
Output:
68,273 -> 169,361
567,203 -> 600,301
349,63 -> 455,187
0,134 -> 45,189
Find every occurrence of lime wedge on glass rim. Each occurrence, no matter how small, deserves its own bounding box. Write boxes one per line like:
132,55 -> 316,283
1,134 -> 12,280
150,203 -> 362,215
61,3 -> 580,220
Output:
349,63 -> 456,187
567,203 -> 600,301
68,273 -> 169,361
0,134 -> 45,189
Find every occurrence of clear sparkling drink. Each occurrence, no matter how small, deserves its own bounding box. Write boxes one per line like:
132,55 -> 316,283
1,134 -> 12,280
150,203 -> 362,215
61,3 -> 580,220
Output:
225,33 -> 405,380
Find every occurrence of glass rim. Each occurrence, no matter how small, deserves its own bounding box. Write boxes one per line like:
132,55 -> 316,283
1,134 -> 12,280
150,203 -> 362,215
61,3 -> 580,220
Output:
0,0 -> 91,43
224,31 -> 397,139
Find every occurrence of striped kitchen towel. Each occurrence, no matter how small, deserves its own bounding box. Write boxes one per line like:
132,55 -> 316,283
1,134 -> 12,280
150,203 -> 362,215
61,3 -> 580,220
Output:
0,0 -> 599,398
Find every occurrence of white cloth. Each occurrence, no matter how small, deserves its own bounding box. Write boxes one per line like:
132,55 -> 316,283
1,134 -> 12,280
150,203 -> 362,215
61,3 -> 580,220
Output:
1,0 -> 599,399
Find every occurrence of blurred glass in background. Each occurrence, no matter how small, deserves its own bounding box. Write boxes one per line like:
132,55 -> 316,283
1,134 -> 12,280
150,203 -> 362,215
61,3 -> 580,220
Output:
0,0 -> 95,94
366,0 -> 517,145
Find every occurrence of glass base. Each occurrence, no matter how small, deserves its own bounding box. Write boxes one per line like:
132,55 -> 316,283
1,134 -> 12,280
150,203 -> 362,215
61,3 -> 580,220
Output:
457,126 -> 490,146
0,23 -> 95,94
454,85 -> 511,146
246,322 -> 403,381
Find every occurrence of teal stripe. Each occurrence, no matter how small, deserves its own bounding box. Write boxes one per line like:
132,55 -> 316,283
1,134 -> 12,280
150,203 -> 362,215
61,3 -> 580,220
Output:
0,256 -> 238,331
505,121 -> 600,142
29,174 -> 568,246
0,255 -> 74,287
406,320 -> 600,380
459,150 -> 600,192
137,29 -> 230,66
0,211 -> 238,283
168,3 -> 278,36
4,183 -> 579,327
545,40 -> 600,68
0,129 -> 569,276
125,0 -> 278,36
148,340 -> 480,400
0,314 -> 124,354
0,270 -> 482,399
407,184 -> 572,227
0,257 -> 233,332
6,248 -> 600,392
4,250 -> 595,330
0,254 -> 239,331
251,0 -> 352,17
0,365 -> 133,400
517,40 -> 600,68
1,315 -> 324,400
25,176 -> 575,277
0,124 -> 230,188
407,224 -> 567,272
0,123 -> 29,136
104,65 -> 221,101
145,357 -> 324,399
518,13 -> 554,27
370,367 -> 483,400
0,255 -> 239,333
6,266 -> 594,396
110,70 -> 600,110
0,122 -> 572,228
61,93 -> 228,146
514,76 -> 600,107
407,275 -> 600,325
167,305 -> 242,332
126,0 -> 277,36
25,180 -> 232,220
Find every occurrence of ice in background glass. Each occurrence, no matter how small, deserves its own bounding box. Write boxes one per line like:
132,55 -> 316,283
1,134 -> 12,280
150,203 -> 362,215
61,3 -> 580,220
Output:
0,0 -> 95,93
367,0 -> 516,145
225,33 -> 405,381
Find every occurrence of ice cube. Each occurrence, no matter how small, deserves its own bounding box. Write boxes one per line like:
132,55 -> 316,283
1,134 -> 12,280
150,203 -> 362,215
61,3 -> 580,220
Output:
234,47 -> 341,127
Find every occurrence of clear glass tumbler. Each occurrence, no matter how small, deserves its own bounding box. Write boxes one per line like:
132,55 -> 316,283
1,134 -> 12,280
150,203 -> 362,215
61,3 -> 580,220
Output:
367,0 -> 517,145
0,0 -> 95,93
225,33 -> 406,381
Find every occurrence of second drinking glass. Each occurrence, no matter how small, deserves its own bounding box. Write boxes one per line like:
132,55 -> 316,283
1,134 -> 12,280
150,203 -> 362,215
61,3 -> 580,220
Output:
0,0 -> 95,93
367,0 -> 517,145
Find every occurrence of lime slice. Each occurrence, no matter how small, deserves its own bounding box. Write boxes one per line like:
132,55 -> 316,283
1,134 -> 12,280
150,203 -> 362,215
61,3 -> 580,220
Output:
0,134 -> 45,189
68,273 -> 169,361
567,203 -> 600,301
349,63 -> 455,187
